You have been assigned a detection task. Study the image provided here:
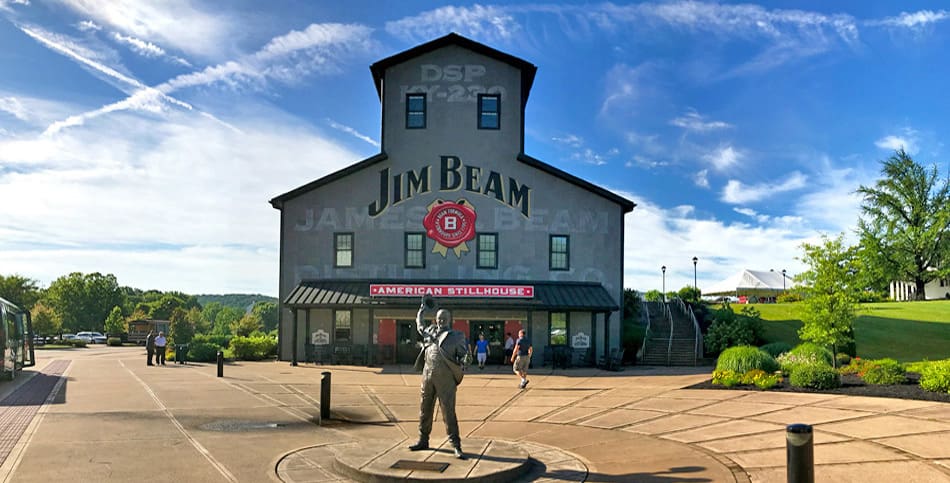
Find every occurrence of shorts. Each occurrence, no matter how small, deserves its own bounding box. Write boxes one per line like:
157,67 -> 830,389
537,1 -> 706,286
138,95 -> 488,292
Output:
513,355 -> 530,373
477,352 -> 487,364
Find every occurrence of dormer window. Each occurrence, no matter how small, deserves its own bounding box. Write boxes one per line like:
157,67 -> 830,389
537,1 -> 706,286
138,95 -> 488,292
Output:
478,94 -> 500,129
406,93 -> 426,129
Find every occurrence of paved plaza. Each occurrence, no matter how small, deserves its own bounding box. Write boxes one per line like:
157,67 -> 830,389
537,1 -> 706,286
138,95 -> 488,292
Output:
0,346 -> 947,482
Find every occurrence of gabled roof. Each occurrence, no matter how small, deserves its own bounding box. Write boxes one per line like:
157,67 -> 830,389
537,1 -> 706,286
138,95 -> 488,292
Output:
517,153 -> 636,213
284,279 -> 619,311
704,269 -> 793,296
370,33 -> 538,109
269,152 -> 388,209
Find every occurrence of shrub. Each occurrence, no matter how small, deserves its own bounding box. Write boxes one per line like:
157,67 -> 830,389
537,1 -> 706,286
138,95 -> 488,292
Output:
187,342 -> 221,362
69,339 -> 87,348
790,363 -> 841,389
704,304 -> 765,354
712,369 -> 742,387
229,335 -> 277,361
777,291 -> 803,303
193,333 -> 231,348
759,342 -> 793,358
752,371 -> 783,389
741,369 -> 767,385
106,337 -> 122,346
716,345 -> 780,374
861,358 -> 905,385
835,352 -> 851,367
918,360 -> 950,394
778,343 -> 833,373
839,357 -> 873,375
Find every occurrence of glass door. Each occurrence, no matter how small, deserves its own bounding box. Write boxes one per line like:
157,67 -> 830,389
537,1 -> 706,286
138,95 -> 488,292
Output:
469,321 -> 504,365
396,320 -> 421,364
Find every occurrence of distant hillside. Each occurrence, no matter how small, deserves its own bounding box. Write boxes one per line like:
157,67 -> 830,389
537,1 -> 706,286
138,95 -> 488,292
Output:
194,294 -> 278,312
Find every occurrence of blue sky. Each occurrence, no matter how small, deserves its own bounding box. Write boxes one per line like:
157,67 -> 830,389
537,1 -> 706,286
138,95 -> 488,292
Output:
1,1 -> 948,296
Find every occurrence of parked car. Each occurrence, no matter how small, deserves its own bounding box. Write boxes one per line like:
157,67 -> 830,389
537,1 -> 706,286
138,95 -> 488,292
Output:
61,333 -> 77,342
76,331 -> 107,344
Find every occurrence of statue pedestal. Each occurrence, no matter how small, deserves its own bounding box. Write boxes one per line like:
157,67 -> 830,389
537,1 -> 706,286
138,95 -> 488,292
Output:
333,437 -> 529,483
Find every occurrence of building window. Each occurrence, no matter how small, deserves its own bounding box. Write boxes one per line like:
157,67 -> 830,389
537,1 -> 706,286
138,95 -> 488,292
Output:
406,93 -> 426,129
405,232 -> 425,268
549,312 -> 568,346
550,235 -> 569,271
334,310 -> 351,343
476,233 -> 498,269
334,233 -> 353,268
478,94 -> 500,129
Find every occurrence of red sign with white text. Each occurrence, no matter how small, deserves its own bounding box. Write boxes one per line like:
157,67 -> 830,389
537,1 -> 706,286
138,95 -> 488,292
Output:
370,284 -> 534,298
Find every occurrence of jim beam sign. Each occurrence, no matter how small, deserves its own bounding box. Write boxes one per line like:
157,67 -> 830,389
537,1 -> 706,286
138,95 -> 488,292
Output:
368,155 -> 531,258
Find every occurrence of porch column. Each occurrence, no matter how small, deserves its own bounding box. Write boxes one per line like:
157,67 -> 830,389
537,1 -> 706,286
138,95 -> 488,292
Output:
291,309 -> 298,366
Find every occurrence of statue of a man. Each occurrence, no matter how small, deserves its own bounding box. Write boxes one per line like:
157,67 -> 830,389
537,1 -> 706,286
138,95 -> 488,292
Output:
409,297 -> 469,459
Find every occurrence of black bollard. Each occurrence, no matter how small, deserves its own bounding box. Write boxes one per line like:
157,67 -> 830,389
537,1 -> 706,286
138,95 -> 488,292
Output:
216,351 -> 224,377
787,424 -> 814,483
320,371 -> 331,420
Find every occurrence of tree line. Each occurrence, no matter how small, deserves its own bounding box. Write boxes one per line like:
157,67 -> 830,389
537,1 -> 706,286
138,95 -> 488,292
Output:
0,272 -> 278,340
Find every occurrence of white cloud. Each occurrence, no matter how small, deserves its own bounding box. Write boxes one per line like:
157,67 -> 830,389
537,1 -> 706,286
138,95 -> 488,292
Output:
626,155 -> 667,169
386,5 -> 520,44
552,134 -> 583,148
872,10 -> 950,30
875,129 -> 919,155
571,148 -> 610,166
112,32 -> 192,67
76,20 -> 101,32
0,97 -> 28,121
327,119 -> 379,148
693,169 -> 709,188
670,111 -> 731,132
0,0 -> 29,11
704,145 -> 742,170
601,63 -> 656,115
0,107 -> 360,294
721,171 -> 807,204
619,191 -> 811,292
52,0 -> 233,59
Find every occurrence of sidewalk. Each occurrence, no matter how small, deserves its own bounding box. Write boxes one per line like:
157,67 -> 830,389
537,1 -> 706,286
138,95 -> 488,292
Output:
0,347 -> 947,482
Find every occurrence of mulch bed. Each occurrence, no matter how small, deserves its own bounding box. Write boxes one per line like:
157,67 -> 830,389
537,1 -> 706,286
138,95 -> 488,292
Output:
686,372 -> 950,403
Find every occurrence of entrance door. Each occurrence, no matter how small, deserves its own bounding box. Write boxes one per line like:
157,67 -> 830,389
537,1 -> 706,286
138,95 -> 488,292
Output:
396,320 -> 421,365
469,320 -> 504,365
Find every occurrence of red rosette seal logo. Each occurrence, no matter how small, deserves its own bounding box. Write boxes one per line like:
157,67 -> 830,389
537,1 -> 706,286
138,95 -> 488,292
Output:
423,199 -> 477,257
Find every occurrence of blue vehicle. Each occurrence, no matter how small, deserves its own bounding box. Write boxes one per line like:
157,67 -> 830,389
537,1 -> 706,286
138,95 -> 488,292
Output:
0,297 -> 36,379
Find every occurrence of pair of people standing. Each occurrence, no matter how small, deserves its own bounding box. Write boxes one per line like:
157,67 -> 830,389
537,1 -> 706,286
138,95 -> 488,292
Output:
145,330 -> 168,366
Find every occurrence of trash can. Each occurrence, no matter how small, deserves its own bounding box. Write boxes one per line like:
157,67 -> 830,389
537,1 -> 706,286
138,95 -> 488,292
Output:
176,344 -> 188,364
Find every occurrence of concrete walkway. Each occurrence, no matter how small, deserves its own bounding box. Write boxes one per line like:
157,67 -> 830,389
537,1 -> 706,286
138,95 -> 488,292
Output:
0,346 -> 947,482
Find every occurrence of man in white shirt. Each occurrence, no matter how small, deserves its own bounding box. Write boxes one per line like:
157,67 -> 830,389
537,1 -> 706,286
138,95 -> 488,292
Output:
154,332 -> 168,365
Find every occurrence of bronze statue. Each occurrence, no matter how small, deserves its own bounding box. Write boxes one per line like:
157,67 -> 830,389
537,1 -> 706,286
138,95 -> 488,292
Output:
409,296 -> 469,459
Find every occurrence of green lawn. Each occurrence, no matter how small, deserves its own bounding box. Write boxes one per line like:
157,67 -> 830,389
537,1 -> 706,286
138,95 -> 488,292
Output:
751,300 -> 950,362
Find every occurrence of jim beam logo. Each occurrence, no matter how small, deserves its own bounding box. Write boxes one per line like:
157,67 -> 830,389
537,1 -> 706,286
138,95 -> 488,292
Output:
423,198 -> 476,257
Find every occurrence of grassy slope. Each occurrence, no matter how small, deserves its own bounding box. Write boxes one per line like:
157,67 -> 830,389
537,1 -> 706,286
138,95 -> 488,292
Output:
753,300 -> 950,362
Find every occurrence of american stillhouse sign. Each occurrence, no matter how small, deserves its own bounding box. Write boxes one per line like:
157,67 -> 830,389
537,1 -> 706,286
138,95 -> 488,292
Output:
369,284 -> 535,298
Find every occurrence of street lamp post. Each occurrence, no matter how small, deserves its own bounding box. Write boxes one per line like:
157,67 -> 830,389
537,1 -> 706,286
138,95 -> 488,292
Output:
661,265 -> 666,302
782,269 -> 787,292
692,257 -> 698,290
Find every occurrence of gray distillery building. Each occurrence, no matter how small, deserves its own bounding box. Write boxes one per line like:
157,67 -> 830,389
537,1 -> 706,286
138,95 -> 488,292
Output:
270,33 -> 635,368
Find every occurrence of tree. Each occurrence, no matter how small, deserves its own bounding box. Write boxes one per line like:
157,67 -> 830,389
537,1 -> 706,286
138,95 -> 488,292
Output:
169,307 -> 194,345
643,289 -> 663,302
231,312 -> 262,337
251,301 -> 279,332
856,149 -> 950,300
104,306 -> 126,337
213,306 -> 243,335
45,272 -> 125,332
795,234 -> 858,363
31,302 -> 62,337
0,274 -> 42,310
677,286 -> 701,304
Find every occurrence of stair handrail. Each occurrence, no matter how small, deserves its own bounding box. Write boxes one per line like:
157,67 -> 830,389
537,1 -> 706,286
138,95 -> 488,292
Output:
664,301 -> 674,365
639,301 -> 651,361
671,298 -> 704,365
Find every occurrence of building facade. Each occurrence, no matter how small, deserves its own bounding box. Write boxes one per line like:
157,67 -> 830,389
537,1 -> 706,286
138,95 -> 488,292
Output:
270,34 -> 635,367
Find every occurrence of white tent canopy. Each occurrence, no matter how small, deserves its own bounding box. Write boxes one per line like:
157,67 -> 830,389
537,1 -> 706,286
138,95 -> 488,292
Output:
703,269 -> 792,296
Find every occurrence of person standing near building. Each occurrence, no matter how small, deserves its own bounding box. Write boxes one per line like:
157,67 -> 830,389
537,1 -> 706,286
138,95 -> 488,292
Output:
512,329 -> 532,389
473,333 -> 490,370
503,332 -> 515,364
154,331 -> 167,366
145,330 -> 156,366
409,299 -> 469,459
